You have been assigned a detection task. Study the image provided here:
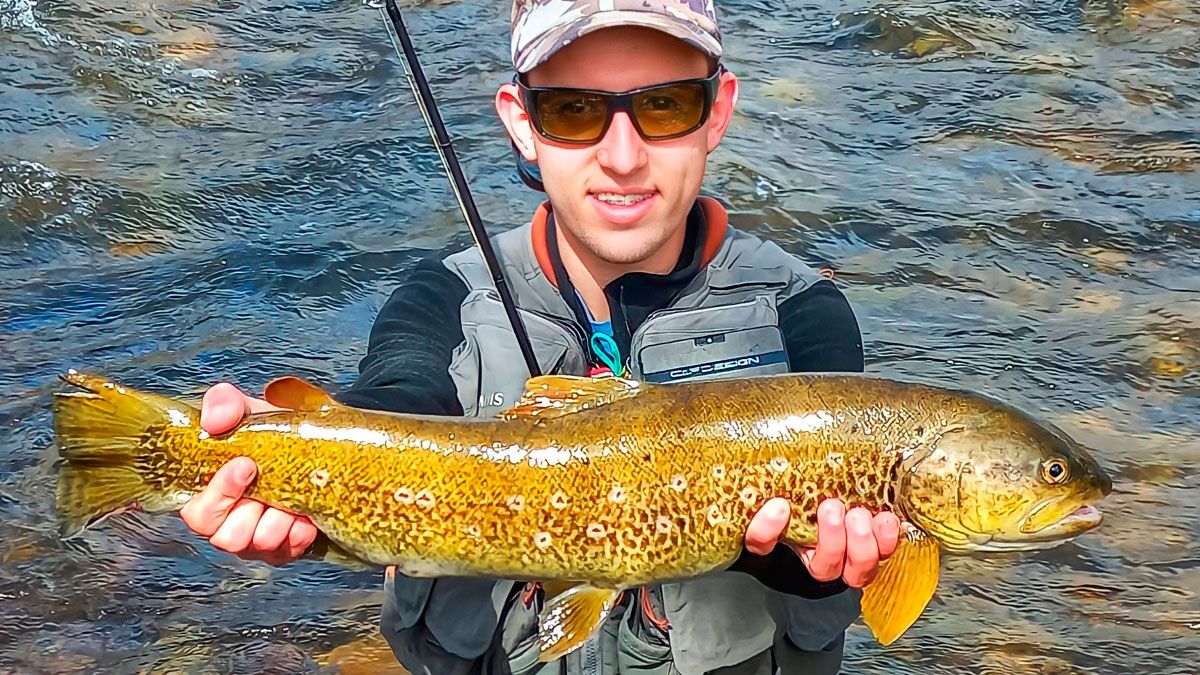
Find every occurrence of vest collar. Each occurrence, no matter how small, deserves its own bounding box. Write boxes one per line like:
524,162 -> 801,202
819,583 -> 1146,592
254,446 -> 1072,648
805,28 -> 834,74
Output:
529,196 -> 729,290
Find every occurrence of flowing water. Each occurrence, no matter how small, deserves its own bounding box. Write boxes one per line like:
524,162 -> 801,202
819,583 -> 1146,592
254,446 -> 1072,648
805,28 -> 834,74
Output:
1,0 -> 1197,672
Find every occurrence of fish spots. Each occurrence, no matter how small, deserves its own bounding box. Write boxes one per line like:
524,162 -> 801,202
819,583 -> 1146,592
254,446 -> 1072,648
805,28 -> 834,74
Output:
670,475 -> 688,492
608,485 -> 627,504
550,491 -> 569,509
415,489 -> 436,509
655,515 -> 672,535
534,532 -> 553,550
393,487 -> 416,505
855,475 -> 873,496
712,464 -> 727,480
825,452 -> 846,469
506,495 -> 526,512
802,481 -> 819,499
463,524 -> 481,539
309,469 -> 330,488
739,487 -> 760,506
769,457 -> 790,473
706,504 -> 724,526
586,523 -> 606,539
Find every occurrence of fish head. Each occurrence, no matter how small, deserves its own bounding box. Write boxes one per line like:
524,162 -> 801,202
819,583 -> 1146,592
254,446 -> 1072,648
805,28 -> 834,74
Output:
897,400 -> 1112,554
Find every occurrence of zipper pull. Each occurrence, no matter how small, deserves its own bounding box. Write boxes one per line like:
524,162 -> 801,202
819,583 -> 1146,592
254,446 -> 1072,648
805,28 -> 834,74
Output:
589,333 -> 626,378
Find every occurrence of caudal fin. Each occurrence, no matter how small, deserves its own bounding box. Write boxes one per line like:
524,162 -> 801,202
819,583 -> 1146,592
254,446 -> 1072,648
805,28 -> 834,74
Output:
53,370 -> 198,537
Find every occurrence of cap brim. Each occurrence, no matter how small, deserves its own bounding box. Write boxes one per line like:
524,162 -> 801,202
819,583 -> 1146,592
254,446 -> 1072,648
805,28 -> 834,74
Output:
513,10 -> 722,74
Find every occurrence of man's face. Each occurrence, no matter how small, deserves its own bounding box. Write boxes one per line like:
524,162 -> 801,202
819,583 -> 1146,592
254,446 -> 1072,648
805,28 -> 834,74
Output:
496,26 -> 738,267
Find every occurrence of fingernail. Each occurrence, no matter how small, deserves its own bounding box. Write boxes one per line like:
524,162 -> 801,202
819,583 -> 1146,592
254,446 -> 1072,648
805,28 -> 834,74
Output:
234,459 -> 255,484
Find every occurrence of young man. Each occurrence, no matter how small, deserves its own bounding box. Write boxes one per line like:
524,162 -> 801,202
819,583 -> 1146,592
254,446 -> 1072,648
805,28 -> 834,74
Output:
180,1 -> 901,672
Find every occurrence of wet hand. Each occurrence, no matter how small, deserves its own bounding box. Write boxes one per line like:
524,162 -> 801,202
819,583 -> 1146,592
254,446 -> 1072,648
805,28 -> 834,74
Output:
178,383 -> 318,566
744,497 -> 901,588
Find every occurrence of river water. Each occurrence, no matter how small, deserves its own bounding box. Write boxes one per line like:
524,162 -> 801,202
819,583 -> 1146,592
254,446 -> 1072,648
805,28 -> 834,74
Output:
1,0 -> 1197,672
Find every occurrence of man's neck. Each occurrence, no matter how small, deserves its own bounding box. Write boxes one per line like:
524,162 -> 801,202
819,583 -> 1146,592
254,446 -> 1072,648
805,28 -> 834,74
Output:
553,220 -> 688,324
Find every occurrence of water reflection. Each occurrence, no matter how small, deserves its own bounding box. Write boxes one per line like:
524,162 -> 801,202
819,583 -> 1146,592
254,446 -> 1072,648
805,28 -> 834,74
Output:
2,0 -> 1198,671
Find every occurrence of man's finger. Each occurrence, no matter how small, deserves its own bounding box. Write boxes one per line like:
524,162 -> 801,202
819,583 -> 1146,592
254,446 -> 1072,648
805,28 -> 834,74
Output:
250,508 -> 297,553
209,499 -> 267,554
803,499 -> 847,582
873,511 -> 902,560
744,497 -> 790,556
200,383 -> 251,435
285,519 -> 319,560
179,457 -> 257,537
842,507 -> 879,588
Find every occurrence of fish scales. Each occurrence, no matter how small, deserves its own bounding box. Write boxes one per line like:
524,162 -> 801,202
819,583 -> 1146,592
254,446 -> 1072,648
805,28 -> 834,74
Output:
52,370 -> 1112,655
132,376 -> 933,586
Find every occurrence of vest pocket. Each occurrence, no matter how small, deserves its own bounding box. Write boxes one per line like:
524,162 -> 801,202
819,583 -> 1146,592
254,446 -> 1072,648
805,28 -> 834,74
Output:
630,296 -> 788,384
615,605 -> 679,675
453,291 -> 588,417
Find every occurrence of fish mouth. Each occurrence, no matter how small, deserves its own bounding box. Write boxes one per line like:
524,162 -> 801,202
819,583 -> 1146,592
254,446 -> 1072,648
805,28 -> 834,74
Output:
1018,494 -> 1105,536
1019,504 -> 1103,540
972,504 -> 1104,552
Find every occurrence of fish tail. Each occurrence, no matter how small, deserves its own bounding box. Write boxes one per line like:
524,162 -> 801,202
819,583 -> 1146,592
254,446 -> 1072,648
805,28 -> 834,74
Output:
52,370 -> 198,537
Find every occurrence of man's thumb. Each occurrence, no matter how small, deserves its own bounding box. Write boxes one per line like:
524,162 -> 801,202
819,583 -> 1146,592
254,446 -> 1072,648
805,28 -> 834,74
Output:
180,457 -> 257,537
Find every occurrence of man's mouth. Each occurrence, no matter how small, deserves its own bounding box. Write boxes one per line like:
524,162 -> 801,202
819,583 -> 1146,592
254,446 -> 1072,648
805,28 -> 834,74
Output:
593,192 -> 654,206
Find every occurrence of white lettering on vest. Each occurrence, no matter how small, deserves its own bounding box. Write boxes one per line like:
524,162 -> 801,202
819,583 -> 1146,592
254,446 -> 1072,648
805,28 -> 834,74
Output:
669,355 -> 762,380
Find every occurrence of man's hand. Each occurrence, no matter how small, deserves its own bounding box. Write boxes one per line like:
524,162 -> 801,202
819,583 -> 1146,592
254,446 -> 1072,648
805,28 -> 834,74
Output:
178,383 -> 319,566
744,497 -> 900,589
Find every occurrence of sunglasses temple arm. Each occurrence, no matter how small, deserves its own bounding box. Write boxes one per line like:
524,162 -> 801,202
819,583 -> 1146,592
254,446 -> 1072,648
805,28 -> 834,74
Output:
379,0 -> 542,378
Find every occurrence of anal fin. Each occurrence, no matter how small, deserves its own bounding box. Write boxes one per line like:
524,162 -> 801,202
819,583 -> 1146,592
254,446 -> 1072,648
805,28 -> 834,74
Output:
537,584 -> 623,662
860,525 -> 941,646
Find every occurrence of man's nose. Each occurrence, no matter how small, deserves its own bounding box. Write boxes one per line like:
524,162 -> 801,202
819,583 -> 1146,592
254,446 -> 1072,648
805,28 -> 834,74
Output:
595,111 -> 648,175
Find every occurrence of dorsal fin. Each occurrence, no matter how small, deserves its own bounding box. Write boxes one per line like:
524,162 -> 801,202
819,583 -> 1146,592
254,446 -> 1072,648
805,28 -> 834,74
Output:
497,375 -> 646,421
264,376 -> 341,412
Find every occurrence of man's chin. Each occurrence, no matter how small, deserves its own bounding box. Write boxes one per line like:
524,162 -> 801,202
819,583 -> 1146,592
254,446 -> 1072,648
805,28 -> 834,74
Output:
583,228 -> 660,263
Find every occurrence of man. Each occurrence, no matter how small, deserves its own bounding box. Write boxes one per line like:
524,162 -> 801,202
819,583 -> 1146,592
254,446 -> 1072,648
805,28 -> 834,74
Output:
180,1 -> 901,672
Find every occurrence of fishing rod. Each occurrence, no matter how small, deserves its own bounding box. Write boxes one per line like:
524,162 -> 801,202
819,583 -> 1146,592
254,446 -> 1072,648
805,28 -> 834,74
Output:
378,0 -> 542,378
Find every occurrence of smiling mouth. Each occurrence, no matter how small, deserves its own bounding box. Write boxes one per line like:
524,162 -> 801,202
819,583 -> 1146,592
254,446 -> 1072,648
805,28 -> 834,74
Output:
593,192 -> 655,206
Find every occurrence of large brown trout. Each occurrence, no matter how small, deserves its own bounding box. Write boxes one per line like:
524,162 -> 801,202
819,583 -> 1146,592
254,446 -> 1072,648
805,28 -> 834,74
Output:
52,369 -> 1111,660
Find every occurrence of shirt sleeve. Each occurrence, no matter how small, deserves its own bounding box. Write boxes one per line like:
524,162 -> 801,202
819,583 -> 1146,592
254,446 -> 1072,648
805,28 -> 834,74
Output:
726,279 -> 865,598
334,257 -> 470,416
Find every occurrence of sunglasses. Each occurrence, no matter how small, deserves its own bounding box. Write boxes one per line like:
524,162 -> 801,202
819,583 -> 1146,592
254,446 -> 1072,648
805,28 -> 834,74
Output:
517,66 -> 724,144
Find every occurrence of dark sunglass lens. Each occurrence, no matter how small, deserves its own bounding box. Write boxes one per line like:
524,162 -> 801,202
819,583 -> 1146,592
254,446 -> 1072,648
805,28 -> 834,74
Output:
534,90 -> 608,141
632,83 -> 706,137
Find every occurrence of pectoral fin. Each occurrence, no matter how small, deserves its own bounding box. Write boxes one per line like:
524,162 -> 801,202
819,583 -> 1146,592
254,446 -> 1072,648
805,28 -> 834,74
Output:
263,376 -> 342,412
537,584 -> 624,662
860,525 -> 940,646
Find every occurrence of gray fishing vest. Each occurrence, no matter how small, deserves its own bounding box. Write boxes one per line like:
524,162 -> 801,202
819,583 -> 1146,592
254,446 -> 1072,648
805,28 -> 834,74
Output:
379,202 -> 862,675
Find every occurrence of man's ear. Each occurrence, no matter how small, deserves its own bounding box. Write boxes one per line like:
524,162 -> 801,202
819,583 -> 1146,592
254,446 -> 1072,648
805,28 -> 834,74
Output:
706,69 -> 739,153
496,82 -> 539,162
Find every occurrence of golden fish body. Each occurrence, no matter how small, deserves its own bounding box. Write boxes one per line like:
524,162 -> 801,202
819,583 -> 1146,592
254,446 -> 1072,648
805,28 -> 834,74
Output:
52,370 -> 1111,659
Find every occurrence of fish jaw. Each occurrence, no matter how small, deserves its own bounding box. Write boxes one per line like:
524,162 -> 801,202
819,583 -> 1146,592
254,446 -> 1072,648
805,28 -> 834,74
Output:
957,504 -> 1104,553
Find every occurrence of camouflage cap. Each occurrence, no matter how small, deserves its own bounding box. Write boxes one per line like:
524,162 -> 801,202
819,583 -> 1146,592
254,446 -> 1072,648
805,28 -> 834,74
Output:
510,0 -> 722,74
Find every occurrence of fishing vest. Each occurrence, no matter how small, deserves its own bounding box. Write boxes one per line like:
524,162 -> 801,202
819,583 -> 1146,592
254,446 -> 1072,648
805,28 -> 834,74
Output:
379,197 -> 863,675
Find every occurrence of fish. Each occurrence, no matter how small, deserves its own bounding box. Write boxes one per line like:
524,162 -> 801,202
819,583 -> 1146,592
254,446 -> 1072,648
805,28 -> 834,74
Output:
51,369 -> 1112,660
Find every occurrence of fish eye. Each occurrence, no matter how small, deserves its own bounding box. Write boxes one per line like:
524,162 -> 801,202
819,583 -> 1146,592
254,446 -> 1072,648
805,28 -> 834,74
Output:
1041,458 -> 1069,484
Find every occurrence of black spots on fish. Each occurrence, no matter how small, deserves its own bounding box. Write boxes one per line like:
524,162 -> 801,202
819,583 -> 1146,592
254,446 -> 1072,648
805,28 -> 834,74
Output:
914,425 -> 925,437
